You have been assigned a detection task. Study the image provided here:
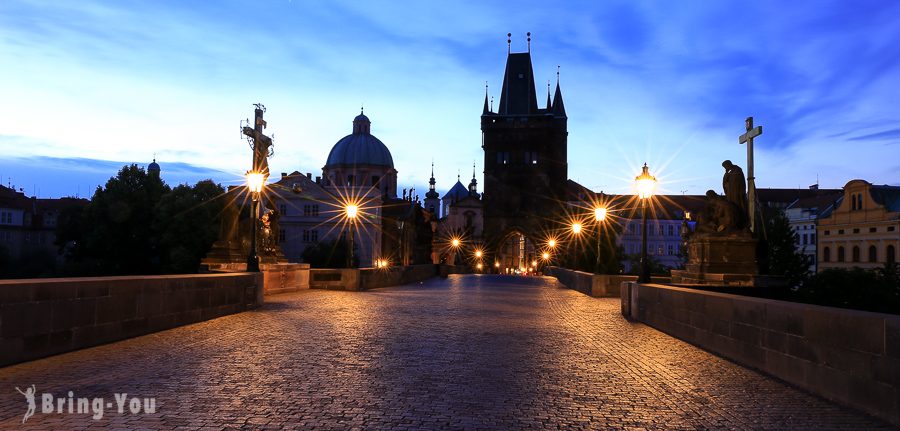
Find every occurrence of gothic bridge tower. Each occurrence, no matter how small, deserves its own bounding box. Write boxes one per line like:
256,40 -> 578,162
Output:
481,35 -> 568,271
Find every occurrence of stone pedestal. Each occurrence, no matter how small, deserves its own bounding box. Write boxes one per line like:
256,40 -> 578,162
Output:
261,263 -> 310,295
671,234 -> 763,287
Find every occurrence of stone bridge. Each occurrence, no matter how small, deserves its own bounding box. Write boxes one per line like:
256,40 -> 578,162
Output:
0,274 -> 893,429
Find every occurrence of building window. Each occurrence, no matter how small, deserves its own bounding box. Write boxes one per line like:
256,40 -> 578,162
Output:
823,247 -> 831,262
311,230 -> 318,242
667,244 -> 674,255
824,230 -> 830,236
279,204 -> 287,215
811,234 -> 815,244
869,246 -> 877,263
303,204 -> 320,217
889,226 -> 896,232
496,152 -> 510,165
852,246 -> 860,262
657,245 -> 664,255
838,229 -> 844,234
853,228 -> 860,234
372,175 -> 380,185
523,151 -> 538,164
0,211 -> 11,224
837,246 -> 845,262
278,228 -> 286,243
851,194 -> 857,211
888,245 -> 896,263
302,230 -> 309,242
628,224 -> 635,234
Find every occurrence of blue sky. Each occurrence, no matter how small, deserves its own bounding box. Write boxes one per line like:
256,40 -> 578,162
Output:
1,0 -> 899,198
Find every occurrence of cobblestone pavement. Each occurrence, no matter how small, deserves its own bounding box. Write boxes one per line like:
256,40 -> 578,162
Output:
0,275 -> 894,430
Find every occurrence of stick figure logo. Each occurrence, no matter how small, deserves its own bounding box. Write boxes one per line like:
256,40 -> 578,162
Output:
15,385 -> 36,423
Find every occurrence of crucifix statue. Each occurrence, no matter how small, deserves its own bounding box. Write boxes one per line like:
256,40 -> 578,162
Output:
243,103 -> 274,180
738,116 -> 762,234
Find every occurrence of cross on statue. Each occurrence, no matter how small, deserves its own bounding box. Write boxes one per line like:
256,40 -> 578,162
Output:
738,116 -> 762,234
243,103 -> 274,180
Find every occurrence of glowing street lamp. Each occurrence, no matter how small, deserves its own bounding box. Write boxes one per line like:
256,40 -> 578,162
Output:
542,251 -> 550,260
345,203 -> 359,268
475,250 -> 483,258
635,163 -> 657,283
246,171 -> 267,272
593,206 -> 608,274
449,237 -> 461,265
571,222 -> 582,235
547,238 -> 557,249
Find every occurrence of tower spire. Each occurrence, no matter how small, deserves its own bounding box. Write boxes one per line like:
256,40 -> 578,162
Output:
483,81 -> 490,115
552,66 -> 566,117
546,80 -> 552,110
527,32 -> 531,52
507,32 -> 511,54
468,161 -> 479,197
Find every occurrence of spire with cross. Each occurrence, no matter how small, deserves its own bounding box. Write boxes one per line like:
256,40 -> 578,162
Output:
738,116 -> 763,234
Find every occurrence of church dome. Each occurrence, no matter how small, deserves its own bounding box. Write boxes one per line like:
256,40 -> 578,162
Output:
325,111 -> 394,169
148,158 -> 160,173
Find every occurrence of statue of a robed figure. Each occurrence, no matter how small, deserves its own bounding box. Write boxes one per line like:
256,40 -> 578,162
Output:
671,160 -> 760,286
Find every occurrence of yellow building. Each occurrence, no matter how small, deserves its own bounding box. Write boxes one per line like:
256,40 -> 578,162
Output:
817,179 -> 899,271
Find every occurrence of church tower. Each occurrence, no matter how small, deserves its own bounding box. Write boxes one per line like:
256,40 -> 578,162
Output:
481,35 -> 568,261
424,162 -> 440,215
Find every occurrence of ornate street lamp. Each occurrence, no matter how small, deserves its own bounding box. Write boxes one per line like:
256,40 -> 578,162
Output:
594,206 -> 607,274
345,204 -> 359,268
571,222 -> 583,235
450,237 -> 461,265
246,171 -> 266,272
635,163 -> 657,283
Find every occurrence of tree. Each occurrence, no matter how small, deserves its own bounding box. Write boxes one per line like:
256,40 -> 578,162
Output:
153,180 -> 225,273
762,208 -> 811,288
797,264 -> 900,314
76,164 -> 170,275
623,253 -> 668,276
560,224 -> 624,274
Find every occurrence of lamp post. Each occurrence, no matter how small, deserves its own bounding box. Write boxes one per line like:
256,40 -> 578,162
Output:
345,204 -> 358,268
450,237 -> 461,265
570,222 -> 582,269
635,163 -> 657,283
396,220 -> 405,266
246,171 -> 266,272
594,207 -> 607,274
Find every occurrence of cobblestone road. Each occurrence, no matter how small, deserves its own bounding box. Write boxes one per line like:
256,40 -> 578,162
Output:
0,275 -> 894,430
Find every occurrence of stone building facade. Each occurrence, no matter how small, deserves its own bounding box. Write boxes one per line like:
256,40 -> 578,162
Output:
817,179 -> 899,271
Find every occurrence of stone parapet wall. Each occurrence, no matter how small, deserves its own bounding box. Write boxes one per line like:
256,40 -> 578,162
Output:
0,273 -> 262,367
621,282 -> 900,426
310,265 -> 439,291
547,267 -> 669,297
360,265 -> 437,290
